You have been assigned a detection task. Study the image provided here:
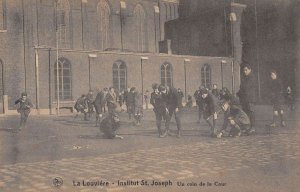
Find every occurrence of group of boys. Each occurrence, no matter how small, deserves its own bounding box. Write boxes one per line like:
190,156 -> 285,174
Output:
13,64 -> 288,139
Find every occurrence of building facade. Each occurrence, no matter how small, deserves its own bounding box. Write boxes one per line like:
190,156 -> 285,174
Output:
0,0 -> 234,115
165,0 -> 300,102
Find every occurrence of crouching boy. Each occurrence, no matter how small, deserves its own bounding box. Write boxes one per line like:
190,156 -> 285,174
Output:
217,101 -> 251,138
100,113 -> 123,139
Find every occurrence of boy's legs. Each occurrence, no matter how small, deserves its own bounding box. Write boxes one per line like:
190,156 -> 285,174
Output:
229,119 -> 241,137
155,111 -> 163,137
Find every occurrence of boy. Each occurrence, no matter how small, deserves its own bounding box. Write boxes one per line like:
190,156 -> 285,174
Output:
217,101 -> 251,138
74,94 -> 88,120
201,89 -> 218,137
194,86 -> 205,123
267,70 -> 286,127
134,91 -> 143,125
15,92 -> 33,131
150,83 -> 169,138
100,113 -> 123,139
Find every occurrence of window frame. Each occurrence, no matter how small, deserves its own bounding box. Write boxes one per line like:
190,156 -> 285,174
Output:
54,57 -> 72,101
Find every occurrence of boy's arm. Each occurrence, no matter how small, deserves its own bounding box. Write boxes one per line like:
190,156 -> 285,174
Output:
15,99 -> 21,105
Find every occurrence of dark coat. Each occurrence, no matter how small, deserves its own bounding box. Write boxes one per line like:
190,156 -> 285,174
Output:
194,90 -> 204,107
269,78 -> 284,105
211,88 -> 220,98
164,87 -> 182,110
150,92 -> 167,113
127,92 -> 136,106
238,72 -> 257,103
201,93 -> 216,117
100,113 -> 120,139
106,91 -> 117,111
15,98 -> 33,113
74,97 -> 87,112
94,91 -> 107,113
223,105 -> 250,129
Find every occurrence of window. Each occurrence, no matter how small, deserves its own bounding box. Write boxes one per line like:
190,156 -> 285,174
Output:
161,63 -> 173,87
56,0 -> 70,48
113,60 -> 127,92
0,0 -> 6,30
54,57 -> 72,100
201,64 -> 211,88
134,4 -> 147,52
97,0 -> 111,50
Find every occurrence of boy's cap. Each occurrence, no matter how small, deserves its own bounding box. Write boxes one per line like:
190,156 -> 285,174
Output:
21,92 -> 27,96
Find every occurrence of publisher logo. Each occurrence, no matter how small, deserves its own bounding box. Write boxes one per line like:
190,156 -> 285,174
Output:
53,177 -> 63,187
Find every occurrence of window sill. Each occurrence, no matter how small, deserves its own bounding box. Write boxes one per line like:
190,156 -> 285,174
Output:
0,30 -> 7,33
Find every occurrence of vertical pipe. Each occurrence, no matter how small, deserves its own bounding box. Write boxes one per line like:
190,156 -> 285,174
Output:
184,60 -> 187,102
88,57 -> 91,90
35,48 -> 39,114
22,0 -> 27,91
254,0 -> 261,101
221,62 -> 224,89
158,0 -> 162,41
48,49 -> 52,115
154,6 -> 157,53
56,31 -> 60,115
141,59 -> 144,106
119,1 -> 124,51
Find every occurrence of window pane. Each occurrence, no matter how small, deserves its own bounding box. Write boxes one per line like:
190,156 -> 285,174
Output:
54,58 -> 72,100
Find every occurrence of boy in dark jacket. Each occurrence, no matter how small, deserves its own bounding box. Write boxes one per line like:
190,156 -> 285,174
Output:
99,113 -> 123,139
237,64 -> 256,133
74,94 -> 88,120
267,70 -> 286,127
217,101 -> 250,138
163,86 -> 183,138
15,92 -> 33,131
150,83 -> 169,137
201,89 -> 218,137
194,86 -> 205,123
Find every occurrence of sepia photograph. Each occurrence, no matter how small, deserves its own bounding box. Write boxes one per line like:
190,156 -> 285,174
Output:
0,0 -> 300,191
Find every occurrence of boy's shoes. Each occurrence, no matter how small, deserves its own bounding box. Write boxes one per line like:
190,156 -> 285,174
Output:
176,130 -> 182,138
267,122 -> 276,127
115,135 -> 124,139
280,121 -> 286,127
159,132 -> 167,138
234,131 -> 241,138
247,129 -> 256,135
216,132 -> 223,139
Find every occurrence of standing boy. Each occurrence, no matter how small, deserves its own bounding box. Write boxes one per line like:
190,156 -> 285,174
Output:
200,89 -> 218,137
15,92 -> 33,131
237,64 -> 257,133
150,83 -> 169,137
268,70 -> 286,127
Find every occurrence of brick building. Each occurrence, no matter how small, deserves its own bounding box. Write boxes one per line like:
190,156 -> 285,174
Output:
0,0 -> 234,115
165,0 -> 300,102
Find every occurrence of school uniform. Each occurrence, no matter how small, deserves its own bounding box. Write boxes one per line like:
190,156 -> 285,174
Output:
150,91 -> 168,136
15,97 -> 33,129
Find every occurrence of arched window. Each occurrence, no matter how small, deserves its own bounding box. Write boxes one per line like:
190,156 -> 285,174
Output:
56,0 -> 70,48
201,64 -> 211,89
0,0 -> 7,30
113,60 -> 127,92
161,63 -> 173,87
54,57 -> 72,100
134,4 -> 147,52
97,0 -> 110,50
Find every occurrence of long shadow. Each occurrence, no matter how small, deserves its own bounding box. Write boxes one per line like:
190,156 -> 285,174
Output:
0,128 -> 17,132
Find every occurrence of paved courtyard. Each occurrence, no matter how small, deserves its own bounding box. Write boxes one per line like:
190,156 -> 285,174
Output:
0,106 -> 300,192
